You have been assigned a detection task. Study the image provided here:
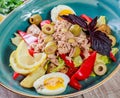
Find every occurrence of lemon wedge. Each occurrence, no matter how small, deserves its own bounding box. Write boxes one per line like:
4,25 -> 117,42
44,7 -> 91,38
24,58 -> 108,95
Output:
10,51 -> 35,75
16,40 -> 47,69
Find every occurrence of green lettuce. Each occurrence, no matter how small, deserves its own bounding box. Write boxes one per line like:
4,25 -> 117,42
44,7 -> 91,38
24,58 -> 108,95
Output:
73,56 -> 83,67
51,57 -> 65,72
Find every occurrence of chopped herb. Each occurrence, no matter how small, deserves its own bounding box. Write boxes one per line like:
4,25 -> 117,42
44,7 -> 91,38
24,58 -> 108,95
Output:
0,0 -> 24,14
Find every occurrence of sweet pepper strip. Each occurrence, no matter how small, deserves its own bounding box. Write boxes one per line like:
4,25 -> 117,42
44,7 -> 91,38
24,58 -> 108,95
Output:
60,54 -> 78,77
80,14 -> 92,23
69,51 -> 97,90
60,54 -> 75,68
69,76 -> 82,90
110,52 -> 116,62
13,72 -> 20,80
28,48 -> 34,57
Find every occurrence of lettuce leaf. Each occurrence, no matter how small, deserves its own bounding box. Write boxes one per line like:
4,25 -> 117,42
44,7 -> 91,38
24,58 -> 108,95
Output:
51,57 -> 65,72
73,56 -> 83,67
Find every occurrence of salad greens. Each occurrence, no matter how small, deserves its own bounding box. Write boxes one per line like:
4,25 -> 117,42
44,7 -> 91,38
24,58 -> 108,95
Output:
73,56 -> 82,67
51,57 -> 65,72
0,0 -> 24,14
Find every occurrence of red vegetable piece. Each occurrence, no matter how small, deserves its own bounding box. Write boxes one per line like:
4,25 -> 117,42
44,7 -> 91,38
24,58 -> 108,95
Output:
60,54 -> 75,69
60,54 -> 79,77
28,48 -> 34,57
13,72 -> 20,80
110,52 -> 116,62
66,68 -> 78,78
80,14 -> 92,23
40,20 -> 51,27
69,51 -> 96,90
69,76 -> 82,90
18,30 -> 38,45
73,51 -> 97,80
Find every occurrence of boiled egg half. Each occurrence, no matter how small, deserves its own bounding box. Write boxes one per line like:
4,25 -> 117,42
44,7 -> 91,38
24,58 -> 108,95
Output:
33,72 -> 70,95
51,5 -> 76,23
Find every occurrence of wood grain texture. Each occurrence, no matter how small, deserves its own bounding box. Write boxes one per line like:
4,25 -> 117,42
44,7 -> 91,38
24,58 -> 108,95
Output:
0,70 -> 120,98
83,70 -> 120,98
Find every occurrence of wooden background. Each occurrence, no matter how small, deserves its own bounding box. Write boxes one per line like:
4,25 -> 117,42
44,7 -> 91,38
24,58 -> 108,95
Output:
0,70 -> 120,98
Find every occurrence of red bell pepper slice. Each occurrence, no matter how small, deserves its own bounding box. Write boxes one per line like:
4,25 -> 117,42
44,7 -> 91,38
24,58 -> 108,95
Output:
13,72 -> 20,80
28,48 -> 34,57
74,51 -> 96,80
69,51 -> 97,90
60,54 -> 78,77
110,52 -> 116,62
60,54 -> 75,69
80,14 -> 92,23
18,30 -> 38,45
40,20 -> 51,27
66,68 -> 78,78
69,76 -> 82,90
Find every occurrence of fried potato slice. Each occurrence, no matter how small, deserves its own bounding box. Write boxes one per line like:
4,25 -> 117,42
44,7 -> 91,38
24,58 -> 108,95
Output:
20,64 -> 46,88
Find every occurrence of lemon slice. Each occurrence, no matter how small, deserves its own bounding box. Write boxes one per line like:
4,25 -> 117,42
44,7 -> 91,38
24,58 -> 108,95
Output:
16,40 -> 47,69
10,51 -> 35,75
0,14 -> 5,23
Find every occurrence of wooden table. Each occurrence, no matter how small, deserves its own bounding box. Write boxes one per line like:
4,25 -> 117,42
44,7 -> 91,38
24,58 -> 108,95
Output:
0,70 -> 120,98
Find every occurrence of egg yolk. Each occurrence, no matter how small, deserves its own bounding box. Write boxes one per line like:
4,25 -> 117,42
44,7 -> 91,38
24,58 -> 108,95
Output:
57,9 -> 74,20
44,77 -> 64,90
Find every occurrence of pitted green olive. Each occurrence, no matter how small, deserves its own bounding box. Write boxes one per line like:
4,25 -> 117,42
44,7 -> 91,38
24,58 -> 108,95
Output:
70,24 -> 81,37
44,41 -> 57,54
29,14 -> 42,25
42,24 -> 54,34
94,63 -> 107,76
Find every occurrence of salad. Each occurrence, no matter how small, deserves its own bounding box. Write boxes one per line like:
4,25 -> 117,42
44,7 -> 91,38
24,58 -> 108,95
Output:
9,5 -> 119,95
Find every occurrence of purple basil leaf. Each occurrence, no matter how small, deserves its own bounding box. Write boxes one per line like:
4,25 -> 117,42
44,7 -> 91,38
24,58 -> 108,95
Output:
60,15 -> 74,24
90,30 -> 112,56
61,14 -> 88,29
88,17 -> 98,32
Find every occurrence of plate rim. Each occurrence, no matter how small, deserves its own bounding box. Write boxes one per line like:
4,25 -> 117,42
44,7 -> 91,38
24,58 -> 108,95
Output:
0,0 -> 120,97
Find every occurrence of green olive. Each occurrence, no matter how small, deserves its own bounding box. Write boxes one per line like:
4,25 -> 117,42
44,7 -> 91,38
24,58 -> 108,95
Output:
42,24 -> 54,34
70,24 -> 81,37
29,14 -> 42,25
44,41 -> 57,54
44,35 -> 53,43
72,46 -> 81,57
94,63 -> 107,76
97,24 -> 111,35
108,35 -> 116,47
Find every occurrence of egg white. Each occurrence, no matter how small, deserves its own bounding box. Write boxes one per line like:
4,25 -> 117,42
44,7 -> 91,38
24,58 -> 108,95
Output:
51,5 -> 76,23
33,72 -> 70,95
